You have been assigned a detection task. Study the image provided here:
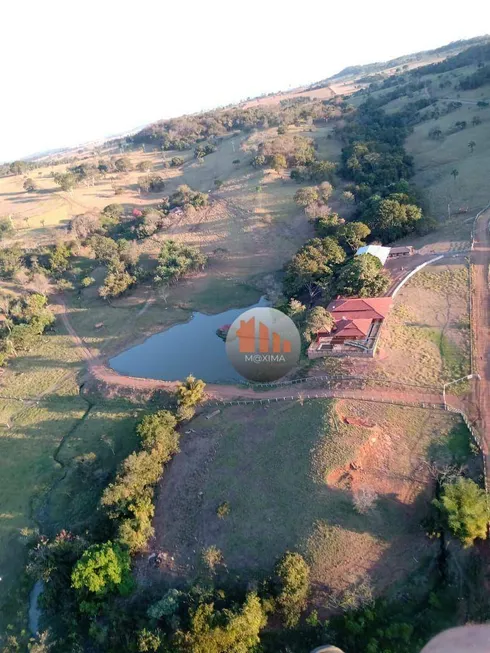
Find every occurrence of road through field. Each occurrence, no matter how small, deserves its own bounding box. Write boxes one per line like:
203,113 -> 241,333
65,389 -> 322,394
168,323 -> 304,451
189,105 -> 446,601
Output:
471,208 -> 490,458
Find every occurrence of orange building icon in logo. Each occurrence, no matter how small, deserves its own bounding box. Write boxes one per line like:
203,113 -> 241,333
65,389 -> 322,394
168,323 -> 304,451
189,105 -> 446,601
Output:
236,317 -> 292,354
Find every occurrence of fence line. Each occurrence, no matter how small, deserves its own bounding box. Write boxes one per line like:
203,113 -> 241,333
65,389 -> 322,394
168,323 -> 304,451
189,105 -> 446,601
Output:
214,393 -> 445,411
236,374 -> 440,392
468,202 -> 490,375
445,405 -> 488,492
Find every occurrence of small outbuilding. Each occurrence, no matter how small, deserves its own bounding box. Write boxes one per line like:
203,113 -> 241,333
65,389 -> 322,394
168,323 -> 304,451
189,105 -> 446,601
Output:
355,245 -> 391,267
388,246 -> 414,258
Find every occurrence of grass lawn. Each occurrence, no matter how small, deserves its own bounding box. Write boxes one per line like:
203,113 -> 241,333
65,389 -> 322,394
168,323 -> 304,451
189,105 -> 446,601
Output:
367,261 -> 470,386
144,398 -> 472,606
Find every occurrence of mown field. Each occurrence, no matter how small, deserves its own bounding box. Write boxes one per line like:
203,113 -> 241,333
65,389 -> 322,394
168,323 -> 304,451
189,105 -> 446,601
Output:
142,398 -> 473,606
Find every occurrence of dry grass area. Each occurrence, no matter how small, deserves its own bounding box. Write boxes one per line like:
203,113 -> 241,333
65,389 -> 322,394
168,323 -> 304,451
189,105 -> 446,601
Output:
139,398 -> 471,607
358,260 -> 471,386
241,85 -> 335,109
407,95 -> 490,219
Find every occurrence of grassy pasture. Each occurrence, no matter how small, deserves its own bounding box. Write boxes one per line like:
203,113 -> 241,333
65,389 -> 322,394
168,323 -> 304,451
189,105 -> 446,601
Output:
371,261 -> 470,386
406,95 -> 490,218
144,398 -> 470,604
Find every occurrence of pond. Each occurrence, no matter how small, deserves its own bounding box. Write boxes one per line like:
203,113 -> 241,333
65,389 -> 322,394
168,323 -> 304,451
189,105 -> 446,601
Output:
109,297 -> 269,383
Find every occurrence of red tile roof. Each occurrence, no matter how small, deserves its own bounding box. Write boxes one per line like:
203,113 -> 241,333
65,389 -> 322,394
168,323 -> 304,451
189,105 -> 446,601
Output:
327,297 -> 392,321
333,318 -> 373,338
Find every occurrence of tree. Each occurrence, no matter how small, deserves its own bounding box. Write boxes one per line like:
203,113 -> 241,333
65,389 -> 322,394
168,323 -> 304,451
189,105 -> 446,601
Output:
202,545 -> 223,572
99,262 -> 135,299
139,175 -> 165,193
314,213 -> 345,237
428,126 -> 443,140
71,541 -> 133,597
175,593 -> 266,653
90,234 -> 120,262
114,157 -> 132,172
468,140 -> 476,153
318,181 -> 333,204
342,190 -> 355,204
451,168 -> 459,182
155,240 -> 207,284
284,237 -> 346,297
251,154 -> 266,168
472,115 -> 482,126
0,245 -> 23,279
309,160 -> 337,182
0,216 -> 14,240
80,276 -> 95,288
336,221 -> 371,253
101,203 -> 124,225
271,153 -> 287,172
70,212 -> 100,240
136,160 -> 153,172
294,186 -> 319,208
10,160 -> 27,176
335,254 -> 390,298
177,375 -> 206,409
136,410 -> 179,460
53,172 -> 77,192
275,552 -> 310,627
361,195 -> 422,242
303,306 -> 334,344
23,178 -> 38,192
433,477 -> 489,547
48,242 -> 71,275
171,156 -> 185,167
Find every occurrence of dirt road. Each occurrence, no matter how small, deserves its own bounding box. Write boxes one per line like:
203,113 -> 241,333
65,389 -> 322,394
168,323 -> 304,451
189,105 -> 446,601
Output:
471,208 -> 490,456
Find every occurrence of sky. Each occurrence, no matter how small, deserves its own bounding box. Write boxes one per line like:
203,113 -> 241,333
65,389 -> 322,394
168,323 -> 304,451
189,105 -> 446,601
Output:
2,0 -> 490,162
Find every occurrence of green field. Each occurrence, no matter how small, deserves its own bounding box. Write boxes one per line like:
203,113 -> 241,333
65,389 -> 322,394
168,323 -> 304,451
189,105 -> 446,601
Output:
144,399 -> 472,604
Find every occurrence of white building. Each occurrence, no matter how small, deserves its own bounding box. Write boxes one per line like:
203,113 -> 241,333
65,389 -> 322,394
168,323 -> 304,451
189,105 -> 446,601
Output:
355,245 -> 391,267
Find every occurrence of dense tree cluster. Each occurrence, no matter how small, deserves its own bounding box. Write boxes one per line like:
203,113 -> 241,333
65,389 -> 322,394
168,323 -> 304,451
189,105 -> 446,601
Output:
101,410 -> 180,552
335,253 -> 390,297
433,477 -> 489,547
155,240 -> 207,285
0,292 -> 54,365
130,101 -> 338,151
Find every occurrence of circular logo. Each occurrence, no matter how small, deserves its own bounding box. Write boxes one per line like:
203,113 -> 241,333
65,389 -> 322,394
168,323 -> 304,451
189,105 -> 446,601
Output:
225,307 -> 300,382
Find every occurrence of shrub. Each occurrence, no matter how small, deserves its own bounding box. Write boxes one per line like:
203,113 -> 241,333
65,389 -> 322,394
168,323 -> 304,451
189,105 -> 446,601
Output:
80,276 -> 95,288
176,375 -> 206,408
217,502 -> 230,519
71,541 -> 133,598
202,545 -> 223,572
433,477 -> 489,546
274,552 -> 310,627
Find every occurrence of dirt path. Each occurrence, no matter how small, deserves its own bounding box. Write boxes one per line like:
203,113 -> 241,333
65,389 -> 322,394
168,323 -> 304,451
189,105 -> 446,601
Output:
471,209 -> 490,456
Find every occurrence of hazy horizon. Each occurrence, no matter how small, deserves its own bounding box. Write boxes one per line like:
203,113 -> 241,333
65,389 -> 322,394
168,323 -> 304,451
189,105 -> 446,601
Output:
3,0 -> 490,162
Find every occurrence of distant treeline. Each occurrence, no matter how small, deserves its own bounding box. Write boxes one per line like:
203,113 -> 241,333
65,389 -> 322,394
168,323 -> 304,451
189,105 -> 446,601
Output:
129,100 -> 343,151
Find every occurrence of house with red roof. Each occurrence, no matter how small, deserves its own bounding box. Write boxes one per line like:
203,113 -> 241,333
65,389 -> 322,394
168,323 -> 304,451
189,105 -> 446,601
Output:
308,297 -> 392,358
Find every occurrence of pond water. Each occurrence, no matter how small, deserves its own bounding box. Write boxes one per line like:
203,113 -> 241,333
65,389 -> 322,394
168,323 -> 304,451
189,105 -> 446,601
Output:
28,579 -> 44,635
109,297 -> 268,383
